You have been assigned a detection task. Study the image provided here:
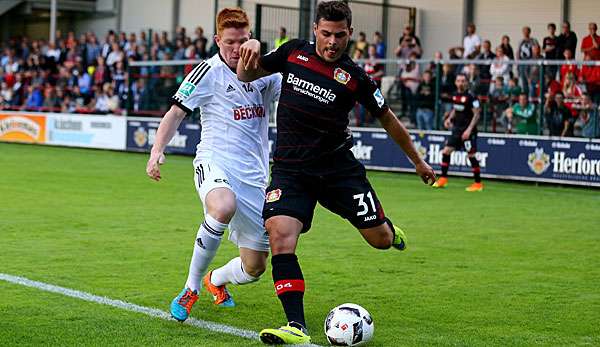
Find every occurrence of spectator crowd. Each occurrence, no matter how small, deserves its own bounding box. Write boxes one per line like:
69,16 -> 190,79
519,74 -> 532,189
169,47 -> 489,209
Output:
1,21 -> 598,138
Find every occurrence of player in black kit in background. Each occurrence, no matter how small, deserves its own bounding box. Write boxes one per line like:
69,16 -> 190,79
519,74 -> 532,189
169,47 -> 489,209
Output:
237,1 -> 436,344
432,73 -> 484,191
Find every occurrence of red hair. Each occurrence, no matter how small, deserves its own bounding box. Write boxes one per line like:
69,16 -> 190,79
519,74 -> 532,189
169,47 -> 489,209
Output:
216,7 -> 250,35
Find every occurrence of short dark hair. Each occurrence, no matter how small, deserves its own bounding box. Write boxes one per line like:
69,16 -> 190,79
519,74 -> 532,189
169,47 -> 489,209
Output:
548,23 -> 556,30
315,1 -> 352,27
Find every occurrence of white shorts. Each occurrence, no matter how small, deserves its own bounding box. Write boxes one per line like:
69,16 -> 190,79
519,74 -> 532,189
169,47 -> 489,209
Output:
193,161 -> 269,252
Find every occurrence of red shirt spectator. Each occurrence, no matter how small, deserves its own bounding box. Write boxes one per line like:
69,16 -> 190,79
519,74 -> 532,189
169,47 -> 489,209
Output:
581,22 -> 600,60
560,49 -> 579,85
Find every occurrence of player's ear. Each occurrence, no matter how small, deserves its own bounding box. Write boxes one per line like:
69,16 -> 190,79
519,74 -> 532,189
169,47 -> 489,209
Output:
214,34 -> 221,47
348,27 -> 354,37
313,22 -> 318,37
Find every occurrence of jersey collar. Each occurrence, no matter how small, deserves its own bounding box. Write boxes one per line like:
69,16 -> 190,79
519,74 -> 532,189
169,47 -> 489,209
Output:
217,52 -> 237,74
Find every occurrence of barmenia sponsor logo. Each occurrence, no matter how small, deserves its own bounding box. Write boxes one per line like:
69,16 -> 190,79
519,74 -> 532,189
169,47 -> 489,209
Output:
286,73 -> 337,104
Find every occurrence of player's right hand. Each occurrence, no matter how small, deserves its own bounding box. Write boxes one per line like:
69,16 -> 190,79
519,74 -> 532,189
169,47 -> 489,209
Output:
415,160 -> 436,185
240,39 -> 261,70
443,118 -> 452,129
146,151 -> 166,181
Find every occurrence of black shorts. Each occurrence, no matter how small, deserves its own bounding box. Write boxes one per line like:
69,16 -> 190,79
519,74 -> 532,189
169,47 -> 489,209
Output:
263,150 -> 386,232
446,128 -> 478,154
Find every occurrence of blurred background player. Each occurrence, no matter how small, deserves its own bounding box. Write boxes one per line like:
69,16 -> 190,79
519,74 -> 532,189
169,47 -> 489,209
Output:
145,8 -> 281,321
237,1 -> 436,344
433,73 -> 483,191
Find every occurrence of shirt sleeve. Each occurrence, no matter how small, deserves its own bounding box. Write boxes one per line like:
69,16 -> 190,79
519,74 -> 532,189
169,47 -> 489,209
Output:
357,70 -> 389,118
258,39 -> 300,73
171,61 -> 213,114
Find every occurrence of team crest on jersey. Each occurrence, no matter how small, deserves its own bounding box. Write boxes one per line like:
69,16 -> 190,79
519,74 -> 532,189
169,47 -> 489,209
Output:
266,189 -> 282,203
527,148 -> 551,175
176,82 -> 196,98
133,127 -> 148,147
334,68 -> 351,85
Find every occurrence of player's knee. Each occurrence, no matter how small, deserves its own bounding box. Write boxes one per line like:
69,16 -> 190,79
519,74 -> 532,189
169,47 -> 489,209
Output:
205,200 -> 236,223
243,263 -> 266,278
372,233 -> 393,250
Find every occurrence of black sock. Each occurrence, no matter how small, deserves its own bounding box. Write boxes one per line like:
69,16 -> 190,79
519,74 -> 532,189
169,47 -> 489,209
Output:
271,254 -> 306,330
441,153 -> 450,177
469,156 -> 481,183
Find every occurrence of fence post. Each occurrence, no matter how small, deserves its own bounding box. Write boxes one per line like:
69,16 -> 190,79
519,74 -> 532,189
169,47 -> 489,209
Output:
539,62 -> 546,135
482,102 -> 488,132
255,4 -> 262,42
434,61 -> 441,130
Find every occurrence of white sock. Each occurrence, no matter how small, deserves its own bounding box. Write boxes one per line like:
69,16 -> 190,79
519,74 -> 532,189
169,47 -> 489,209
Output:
210,256 -> 259,286
184,214 -> 227,292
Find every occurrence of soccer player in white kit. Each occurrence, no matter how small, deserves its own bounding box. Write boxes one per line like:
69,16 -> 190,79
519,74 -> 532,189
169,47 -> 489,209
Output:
145,8 -> 281,322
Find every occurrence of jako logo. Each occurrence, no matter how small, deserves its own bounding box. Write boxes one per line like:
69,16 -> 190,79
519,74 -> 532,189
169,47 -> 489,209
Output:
286,73 -> 337,104
297,54 -> 309,62
352,140 -> 373,160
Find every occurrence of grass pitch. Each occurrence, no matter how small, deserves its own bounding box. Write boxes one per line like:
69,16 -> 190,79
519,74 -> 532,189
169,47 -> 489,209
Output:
1,142 -> 599,346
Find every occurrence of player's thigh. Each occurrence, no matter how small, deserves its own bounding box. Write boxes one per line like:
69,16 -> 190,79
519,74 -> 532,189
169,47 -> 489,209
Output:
194,162 -> 235,212
464,132 -> 478,155
228,184 -> 269,252
318,167 -> 386,230
445,129 -> 464,151
263,168 -> 318,233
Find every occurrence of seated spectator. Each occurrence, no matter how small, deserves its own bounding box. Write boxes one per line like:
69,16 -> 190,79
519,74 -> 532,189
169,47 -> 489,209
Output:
560,48 -> 579,85
24,84 -> 43,109
544,92 -> 573,137
490,76 -> 510,127
0,81 -> 13,106
42,87 -> 60,110
504,93 -> 537,134
490,46 -> 511,86
507,77 -> 522,102
415,70 -> 435,130
578,94 -> 599,138
562,71 -> 583,116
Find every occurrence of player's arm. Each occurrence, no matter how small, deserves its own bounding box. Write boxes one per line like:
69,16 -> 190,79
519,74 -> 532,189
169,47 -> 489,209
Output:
462,98 -> 481,140
146,105 -> 187,181
444,108 -> 455,129
379,109 -> 436,185
237,39 -> 272,82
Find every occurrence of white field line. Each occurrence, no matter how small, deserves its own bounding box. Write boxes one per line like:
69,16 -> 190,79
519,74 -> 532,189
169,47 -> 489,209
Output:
0,273 -> 322,347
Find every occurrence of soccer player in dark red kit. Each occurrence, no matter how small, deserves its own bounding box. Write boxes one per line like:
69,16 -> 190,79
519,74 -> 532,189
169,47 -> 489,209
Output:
432,73 -> 483,191
237,1 -> 436,344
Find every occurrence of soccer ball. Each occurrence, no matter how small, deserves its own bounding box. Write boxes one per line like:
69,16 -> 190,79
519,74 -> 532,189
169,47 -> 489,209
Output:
324,303 -> 374,346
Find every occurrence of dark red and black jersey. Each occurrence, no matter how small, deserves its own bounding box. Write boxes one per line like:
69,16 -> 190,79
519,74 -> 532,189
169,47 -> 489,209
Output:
259,39 -> 389,164
451,91 -> 480,130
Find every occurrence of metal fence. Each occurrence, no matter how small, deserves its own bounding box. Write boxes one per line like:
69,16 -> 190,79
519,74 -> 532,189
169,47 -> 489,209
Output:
126,58 -> 600,139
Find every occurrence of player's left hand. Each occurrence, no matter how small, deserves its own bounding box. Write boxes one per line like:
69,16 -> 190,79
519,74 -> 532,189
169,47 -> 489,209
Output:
415,160 -> 436,185
239,39 -> 261,70
461,129 -> 471,140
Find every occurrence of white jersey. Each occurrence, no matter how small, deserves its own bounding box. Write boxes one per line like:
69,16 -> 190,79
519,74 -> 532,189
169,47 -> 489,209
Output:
172,54 -> 281,187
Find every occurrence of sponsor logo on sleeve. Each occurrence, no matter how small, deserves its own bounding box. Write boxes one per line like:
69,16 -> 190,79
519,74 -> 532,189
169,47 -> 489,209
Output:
176,82 -> 196,99
373,88 -> 385,107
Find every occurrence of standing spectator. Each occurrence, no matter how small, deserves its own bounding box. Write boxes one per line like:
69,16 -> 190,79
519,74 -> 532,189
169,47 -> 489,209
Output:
500,35 -> 515,60
545,92 -> 573,137
504,93 -> 537,134
395,25 -> 422,58
415,70 -> 435,130
363,45 -> 384,87
476,40 -> 496,92
557,21 -> 577,59
581,22 -> 600,60
349,31 -> 368,59
106,42 -> 124,68
400,52 -> 420,122
373,31 -> 386,58
517,26 -> 539,94
85,33 -> 101,68
581,52 -> 600,103
193,26 -> 208,58
463,23 -> 481,58
543,23 -> 559,79
440,63 -> 456,114
275,27 -> 289,49
579,94 -> 599,138
490,46 -> 511,85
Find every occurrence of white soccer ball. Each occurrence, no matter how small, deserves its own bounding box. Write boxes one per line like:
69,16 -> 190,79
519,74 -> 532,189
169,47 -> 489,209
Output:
324,303 -> 374,346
